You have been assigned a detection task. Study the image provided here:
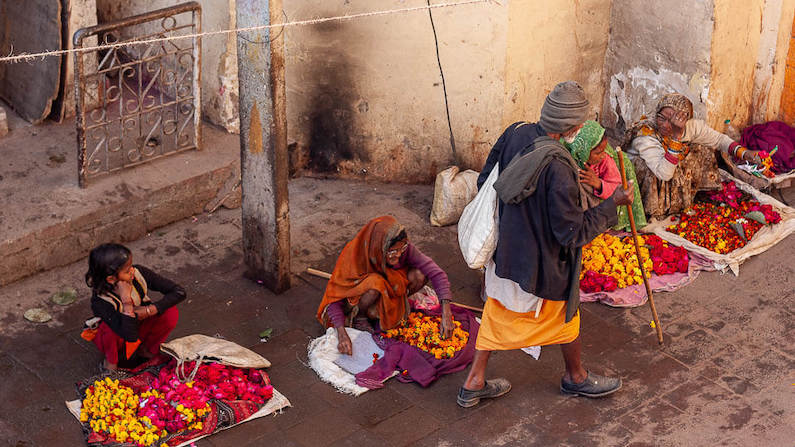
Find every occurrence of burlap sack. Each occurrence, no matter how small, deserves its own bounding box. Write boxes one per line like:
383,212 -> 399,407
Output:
161,334 -> 271,370
430,166 -> 480,226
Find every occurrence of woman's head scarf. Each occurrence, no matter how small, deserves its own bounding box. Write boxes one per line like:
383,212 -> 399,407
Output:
563,120 -> 605,168
656,93 -> 694,121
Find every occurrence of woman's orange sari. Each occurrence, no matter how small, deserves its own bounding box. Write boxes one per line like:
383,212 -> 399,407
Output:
316,216 -> 410,330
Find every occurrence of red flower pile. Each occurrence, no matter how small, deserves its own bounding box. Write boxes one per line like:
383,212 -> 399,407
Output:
644,234 -> 689,275
138,362 -> 274,434
668,181 -> 782,254
579,270 -> 618,293
152,361 -> 274,404
705,180 -> 746,209
747,203 -> 782,224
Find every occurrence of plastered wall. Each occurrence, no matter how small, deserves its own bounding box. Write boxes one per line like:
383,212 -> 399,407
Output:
283,0 -> 508,182
603,0 -> 795,139
502,0 -> 612,131
601,0 -> 714,139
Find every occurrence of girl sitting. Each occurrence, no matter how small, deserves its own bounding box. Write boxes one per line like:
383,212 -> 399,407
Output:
85,243 -> 186,371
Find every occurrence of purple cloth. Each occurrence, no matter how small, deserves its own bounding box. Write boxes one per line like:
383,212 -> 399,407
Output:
354,305 -> 479,389
740,121 -> 795,173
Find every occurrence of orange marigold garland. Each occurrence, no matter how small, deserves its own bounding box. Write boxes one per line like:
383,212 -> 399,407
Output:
383,312 -> 468,359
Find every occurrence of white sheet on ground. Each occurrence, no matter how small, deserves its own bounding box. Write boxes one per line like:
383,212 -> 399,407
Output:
308,327 -> 372,396
331,327 -> 385,375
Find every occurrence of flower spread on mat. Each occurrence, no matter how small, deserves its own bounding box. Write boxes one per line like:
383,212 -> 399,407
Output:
80,377 -> 164,446
80,363 -> 274,446
383,312 -> 468,359
643,234 -> 690,276
580,234 -> 654,293
667,181 -> 781,254
580,233 -> 690,293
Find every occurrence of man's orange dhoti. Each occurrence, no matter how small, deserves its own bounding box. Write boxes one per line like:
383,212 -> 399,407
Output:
475,297 -> 579,351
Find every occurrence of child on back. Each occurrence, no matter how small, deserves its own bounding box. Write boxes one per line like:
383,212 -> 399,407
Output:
563,120 -> 647,231
85,243 -> 186,371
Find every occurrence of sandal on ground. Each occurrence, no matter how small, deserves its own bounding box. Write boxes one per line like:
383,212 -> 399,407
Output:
560,371 -> 621,398
457,378 -> 512,408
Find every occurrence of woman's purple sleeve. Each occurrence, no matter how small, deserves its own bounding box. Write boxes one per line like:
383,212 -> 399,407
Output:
326,300 -> 346,327
401,244 -> 453,302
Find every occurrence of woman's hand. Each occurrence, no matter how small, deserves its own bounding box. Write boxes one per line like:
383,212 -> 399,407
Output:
115,281 -> 135,316
336,326 -> 353,355
133,305 -> 157,320
743,149 -> 762,165
579,166 -> 602,190
671,110 -> 689,129
440,301 -> 454,339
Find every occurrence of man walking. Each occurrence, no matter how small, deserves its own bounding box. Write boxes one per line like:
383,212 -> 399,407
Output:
457,81 -> 634,407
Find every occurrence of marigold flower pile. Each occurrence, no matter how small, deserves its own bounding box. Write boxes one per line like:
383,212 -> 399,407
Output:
80,377 -> 166,446
80,362 -> 273,446
580,233 -> 654,292
667,181 -> 781,254
383,312 -> 468,359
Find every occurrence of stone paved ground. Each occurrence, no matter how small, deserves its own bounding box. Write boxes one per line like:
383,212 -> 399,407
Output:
1,178 -> 793,447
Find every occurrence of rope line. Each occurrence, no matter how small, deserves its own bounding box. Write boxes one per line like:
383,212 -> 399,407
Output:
426,0 -> 457,162
0,0 -> 495,64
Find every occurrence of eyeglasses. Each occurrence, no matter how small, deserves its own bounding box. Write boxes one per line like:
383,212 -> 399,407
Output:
387,244 -> 408,257
656,112 -> 675,124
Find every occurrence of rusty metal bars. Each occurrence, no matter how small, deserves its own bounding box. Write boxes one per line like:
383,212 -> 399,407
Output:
74,2 -> 201,187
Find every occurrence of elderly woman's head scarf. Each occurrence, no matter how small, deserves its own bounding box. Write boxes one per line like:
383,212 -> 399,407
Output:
563,120 -> 605,168
656,93 -> 694,121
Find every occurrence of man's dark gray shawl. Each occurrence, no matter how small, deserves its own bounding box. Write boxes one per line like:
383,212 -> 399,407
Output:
477,122 -> 618,323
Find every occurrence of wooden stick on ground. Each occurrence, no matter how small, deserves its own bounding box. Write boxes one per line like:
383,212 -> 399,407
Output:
305,267 -> 484,313
615,147 -> 664,345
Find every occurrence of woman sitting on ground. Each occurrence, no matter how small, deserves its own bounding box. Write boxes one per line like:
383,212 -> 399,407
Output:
316,215 -> 454,356
563,120 -> 647,231
625,93 -> 761,219
86,243 -> 186,371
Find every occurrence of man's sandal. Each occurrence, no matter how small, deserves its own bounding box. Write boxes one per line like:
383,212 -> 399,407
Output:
456,378 -> 512,408
560,371 -> 621,398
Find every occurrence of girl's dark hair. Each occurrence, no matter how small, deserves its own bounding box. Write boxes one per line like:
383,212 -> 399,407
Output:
387,229 -> 408,248
85,243 -> 131,295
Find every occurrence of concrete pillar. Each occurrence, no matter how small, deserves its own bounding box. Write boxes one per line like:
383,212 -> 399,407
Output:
236,0 -> 290,293
0,106 -> 8,138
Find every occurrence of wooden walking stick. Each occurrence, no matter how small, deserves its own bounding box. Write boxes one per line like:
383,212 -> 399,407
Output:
615,147 -> 664,345
305,268 -> 484,313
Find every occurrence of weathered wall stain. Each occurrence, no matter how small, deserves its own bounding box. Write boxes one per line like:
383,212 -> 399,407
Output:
303,21 -> 364,174
249,101 -> 263,154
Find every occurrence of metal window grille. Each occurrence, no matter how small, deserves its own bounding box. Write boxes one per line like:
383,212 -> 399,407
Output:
74,2 -> 202,187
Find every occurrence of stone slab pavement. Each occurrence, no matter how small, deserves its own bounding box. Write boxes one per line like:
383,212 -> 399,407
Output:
0,178 -> 793,447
